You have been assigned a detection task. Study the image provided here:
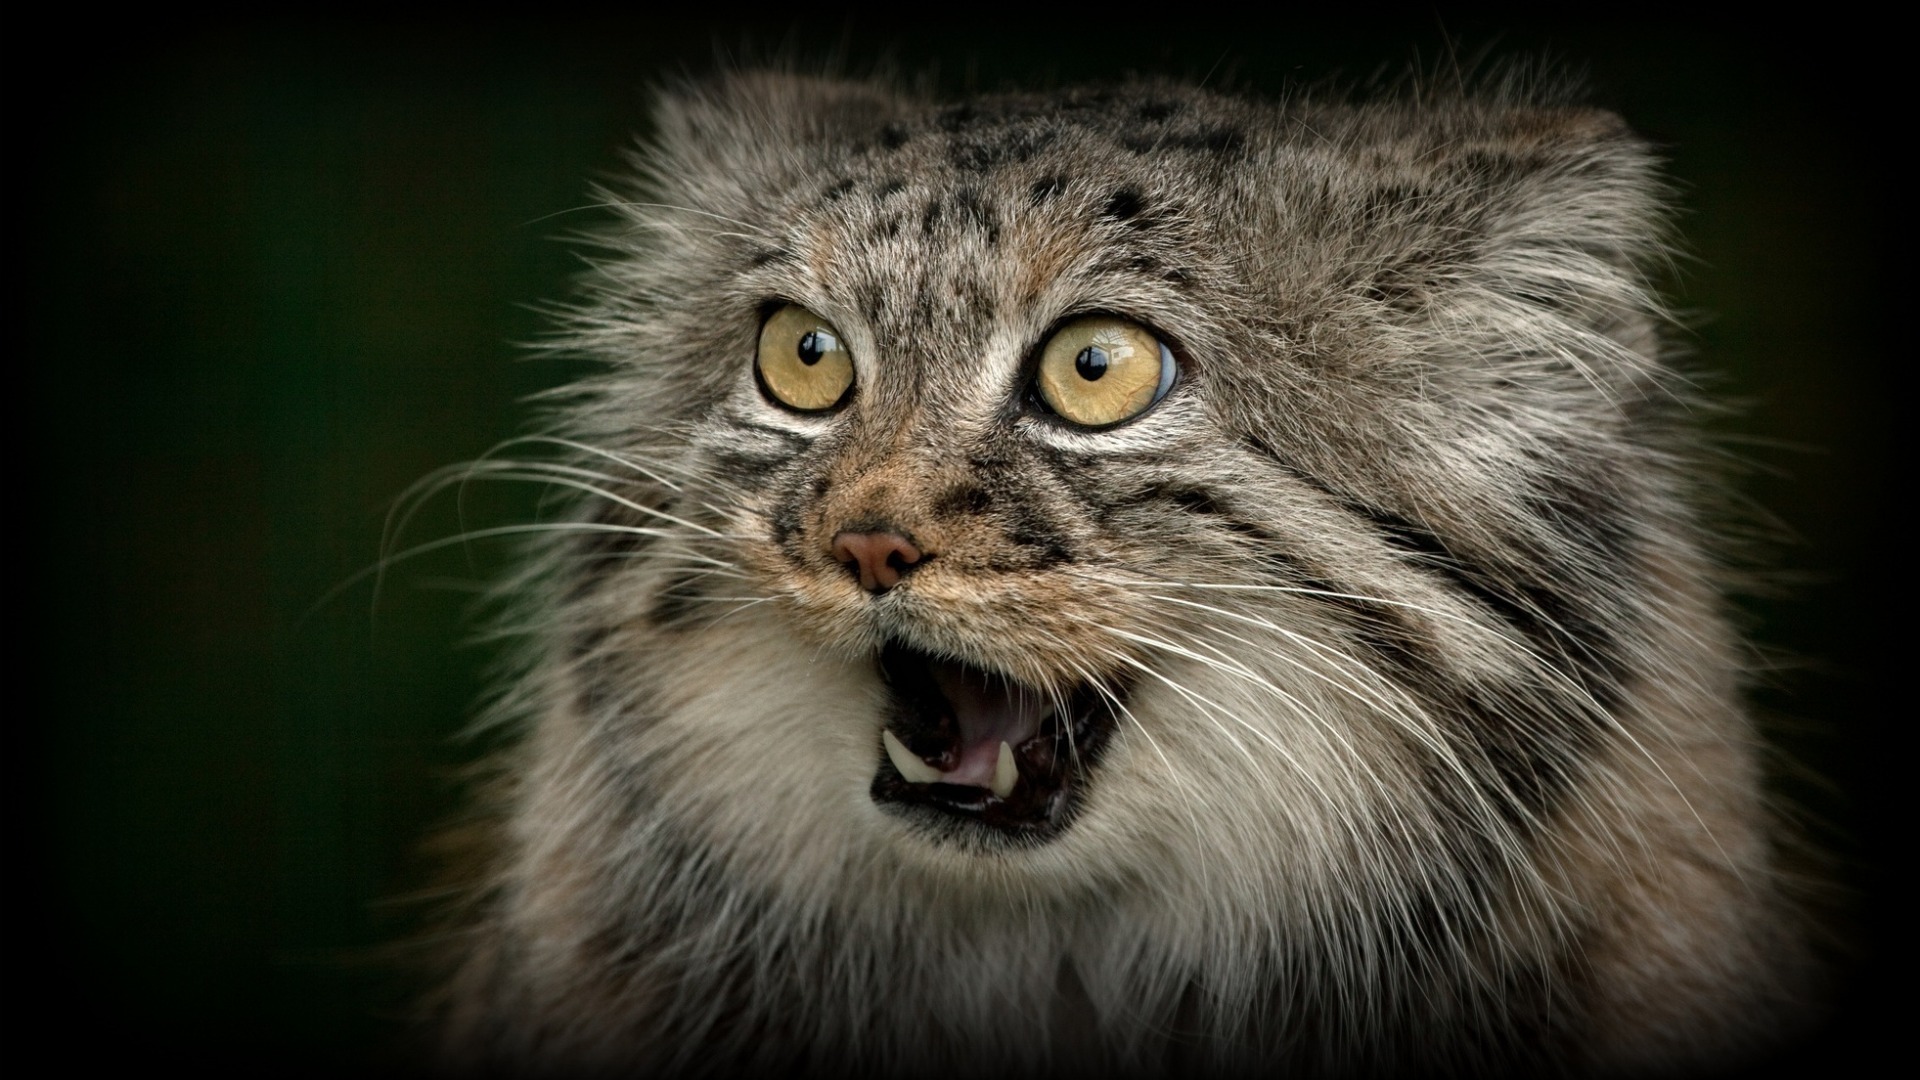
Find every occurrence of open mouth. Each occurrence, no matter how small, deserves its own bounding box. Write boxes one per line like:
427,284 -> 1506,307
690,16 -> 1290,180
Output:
869,641 -> 1125,843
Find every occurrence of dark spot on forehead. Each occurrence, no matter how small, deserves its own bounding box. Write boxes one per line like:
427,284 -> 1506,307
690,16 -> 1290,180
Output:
1103,189 -> 1143,221
876,178 -> 907,199
1029,176 -> 1067,205
822,179 -> 856,203
956,275 -> 994,319
880,123 -> 911,150
952,188 -> 999,241
1135,100 -> 1181,122
1089,253 -> 1171,278
921,198 -> 943,235
949,142 -> 993,172
748,245 -> 794,268
948,125 -> 1060,173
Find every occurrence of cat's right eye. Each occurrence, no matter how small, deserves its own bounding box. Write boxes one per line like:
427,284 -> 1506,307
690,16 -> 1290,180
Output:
756,304 -> 855,412
1033,315 -> 1176,428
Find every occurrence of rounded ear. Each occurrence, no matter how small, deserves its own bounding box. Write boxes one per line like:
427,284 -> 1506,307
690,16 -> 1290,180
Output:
641,74 -> 912,210
1467,105 -> 1676,383
1332,98 -> 1676,393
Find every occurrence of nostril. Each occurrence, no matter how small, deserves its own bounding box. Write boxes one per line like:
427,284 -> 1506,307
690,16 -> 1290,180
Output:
831,530 -> 925,594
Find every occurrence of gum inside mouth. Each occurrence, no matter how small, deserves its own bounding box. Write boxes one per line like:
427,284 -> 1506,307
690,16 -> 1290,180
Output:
869,641 -> 1121,840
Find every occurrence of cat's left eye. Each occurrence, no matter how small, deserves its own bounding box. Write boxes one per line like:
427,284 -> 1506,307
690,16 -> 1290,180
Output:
756,304 -> 855,412
1033,316 -> 1176,428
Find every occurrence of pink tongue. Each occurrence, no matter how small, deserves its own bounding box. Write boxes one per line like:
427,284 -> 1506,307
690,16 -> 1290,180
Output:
929,660 -> 1049,787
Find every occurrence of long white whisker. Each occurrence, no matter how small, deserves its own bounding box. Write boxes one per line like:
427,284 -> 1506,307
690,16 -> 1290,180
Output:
322,522 -> 730,623
590,199 -> 773,237
483,434 -> 692,493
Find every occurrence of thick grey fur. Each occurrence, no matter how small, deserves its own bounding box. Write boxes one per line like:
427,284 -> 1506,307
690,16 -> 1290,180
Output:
424,72 -> 1818,1076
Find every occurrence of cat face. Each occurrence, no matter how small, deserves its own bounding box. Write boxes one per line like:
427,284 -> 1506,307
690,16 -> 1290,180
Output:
551,74 -> 1674,899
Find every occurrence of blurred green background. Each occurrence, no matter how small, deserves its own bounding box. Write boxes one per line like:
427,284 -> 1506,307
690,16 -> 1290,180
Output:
19,19 -> 1890,1067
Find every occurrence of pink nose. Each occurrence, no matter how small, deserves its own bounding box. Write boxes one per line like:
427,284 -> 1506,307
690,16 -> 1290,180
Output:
831,531 -> 924,593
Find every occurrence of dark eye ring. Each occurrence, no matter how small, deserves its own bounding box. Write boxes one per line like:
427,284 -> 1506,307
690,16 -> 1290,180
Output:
1033,316 -> 1176,428
757,305 -> 854,412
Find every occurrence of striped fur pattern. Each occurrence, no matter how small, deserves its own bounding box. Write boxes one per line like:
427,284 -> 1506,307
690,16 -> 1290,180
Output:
430,74 -> 1813,1075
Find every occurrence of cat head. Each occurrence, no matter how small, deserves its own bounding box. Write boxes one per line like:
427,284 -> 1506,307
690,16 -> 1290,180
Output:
535,73 -> 1683,902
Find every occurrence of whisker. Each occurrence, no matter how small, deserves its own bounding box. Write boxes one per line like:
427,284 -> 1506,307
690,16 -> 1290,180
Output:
484,434 -> 693,493
319,522 -> 726,623
588,198 -> 774,237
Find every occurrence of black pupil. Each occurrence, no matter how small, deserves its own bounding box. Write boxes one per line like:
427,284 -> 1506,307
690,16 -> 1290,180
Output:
797,330 -> 832,366
1074,346 -> 1109,381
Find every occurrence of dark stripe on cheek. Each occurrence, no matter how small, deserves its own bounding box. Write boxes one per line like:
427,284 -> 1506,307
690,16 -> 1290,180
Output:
566,501 -> 654,603
1132,483 -> 1312,577
1328,609 -> 1597,828
1162,487 -> 1221,515
1327,507 -> 1622,823
992,491 -> 1073,569
1232,442 -> 1620,824
931,484 -> 992,516
1361,505 -> 1630,713
1240,451 -> 1638,721
1461,683 -> 1594,822
646,572 -> 709,629
720,419 -> 812,450
770,495 -> 804,550
707,450 -> 791,486
1005,530 -> 1073,568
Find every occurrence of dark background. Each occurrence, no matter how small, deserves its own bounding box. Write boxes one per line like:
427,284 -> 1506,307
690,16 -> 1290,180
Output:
17,18 -> 1892,1068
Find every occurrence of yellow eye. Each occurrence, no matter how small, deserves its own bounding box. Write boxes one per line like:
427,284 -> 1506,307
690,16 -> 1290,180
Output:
1034,316 -> 1175,428
756,304 -> 854,412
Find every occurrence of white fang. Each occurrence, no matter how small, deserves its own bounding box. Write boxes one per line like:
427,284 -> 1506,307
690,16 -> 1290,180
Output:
882,729 -> 943,784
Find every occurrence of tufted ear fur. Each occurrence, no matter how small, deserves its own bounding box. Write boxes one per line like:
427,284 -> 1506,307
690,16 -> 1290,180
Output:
644,74 -> 915,214
1414,104 -> 1674,389
1284,98 -> 1672,388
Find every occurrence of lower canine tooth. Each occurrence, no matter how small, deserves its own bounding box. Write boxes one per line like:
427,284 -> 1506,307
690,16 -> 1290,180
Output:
883,729 -> 943,784
991,741 -> 1017,799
